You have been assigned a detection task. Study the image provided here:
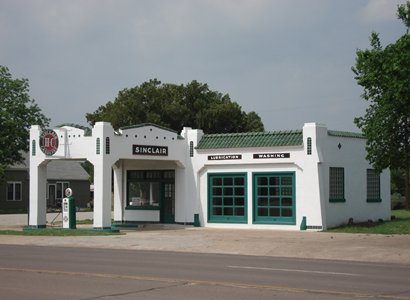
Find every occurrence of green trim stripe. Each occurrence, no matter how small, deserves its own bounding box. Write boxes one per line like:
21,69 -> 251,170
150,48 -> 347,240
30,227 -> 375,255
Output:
328,130 -> 365,139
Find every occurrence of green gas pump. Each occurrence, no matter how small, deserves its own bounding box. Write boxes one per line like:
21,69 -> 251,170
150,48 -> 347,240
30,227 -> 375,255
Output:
62,188 -> 76,229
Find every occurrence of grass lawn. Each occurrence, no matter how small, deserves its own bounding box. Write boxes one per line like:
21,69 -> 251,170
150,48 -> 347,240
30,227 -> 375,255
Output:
328,209 -> 410,234
0,227 -> 122,236
0,208 -> 27,214
0,229 -> 122,236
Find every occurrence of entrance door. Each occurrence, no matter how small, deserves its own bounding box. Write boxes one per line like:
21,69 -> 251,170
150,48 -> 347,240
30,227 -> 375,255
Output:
161,183 -> 175,223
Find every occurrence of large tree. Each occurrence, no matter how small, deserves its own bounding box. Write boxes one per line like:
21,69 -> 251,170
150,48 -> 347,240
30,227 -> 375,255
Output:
0,65 -> 49,179
352,1 -> 410,209
86,79 -> 264,134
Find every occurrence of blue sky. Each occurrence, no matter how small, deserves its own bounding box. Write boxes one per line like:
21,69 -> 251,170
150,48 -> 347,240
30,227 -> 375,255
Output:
0,0 -> 405,131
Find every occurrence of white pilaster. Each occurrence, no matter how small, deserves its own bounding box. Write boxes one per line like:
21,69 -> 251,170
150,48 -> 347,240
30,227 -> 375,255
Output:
93,162 -> 112,229
90,122 -> 115,229
174,167 -> 187,223
28,125 -> 48,228
29,161 -> 48,228
302,123 -> 328,229
113,161 -> 124,222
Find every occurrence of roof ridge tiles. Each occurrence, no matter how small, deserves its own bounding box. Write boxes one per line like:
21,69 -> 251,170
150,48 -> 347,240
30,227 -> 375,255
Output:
197,129 -> 303,149
203,129 -> 302,137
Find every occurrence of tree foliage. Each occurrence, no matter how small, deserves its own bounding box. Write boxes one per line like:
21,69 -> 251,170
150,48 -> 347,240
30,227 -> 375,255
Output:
86,79 -> 264,134
352,2 -> 410,208
0,65 -> 49,179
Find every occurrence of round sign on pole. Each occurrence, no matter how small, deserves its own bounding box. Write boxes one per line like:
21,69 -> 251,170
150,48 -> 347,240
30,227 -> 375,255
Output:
65,188 -> 73,197
39,129 -> 59,156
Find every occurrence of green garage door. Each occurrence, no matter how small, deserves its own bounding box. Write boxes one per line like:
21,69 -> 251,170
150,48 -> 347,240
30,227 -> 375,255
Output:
253,172 -> 295,225
208,173 -> 247,223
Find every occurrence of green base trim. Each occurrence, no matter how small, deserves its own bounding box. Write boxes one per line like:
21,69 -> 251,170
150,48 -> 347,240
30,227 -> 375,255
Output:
253,220 -> 296,225
23,227 -> 120,233
300,216 -> 307,230
112,223 -> 143,229
208,220 -> 248,224
194,214 -> 200,227
125,206 -> 160,210
93,227 -> 116,231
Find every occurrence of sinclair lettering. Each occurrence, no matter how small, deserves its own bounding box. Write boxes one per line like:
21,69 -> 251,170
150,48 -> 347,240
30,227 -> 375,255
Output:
133,145 -> 168,156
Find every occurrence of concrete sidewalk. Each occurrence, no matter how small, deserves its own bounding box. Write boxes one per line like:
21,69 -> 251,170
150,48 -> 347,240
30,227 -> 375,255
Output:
1,214 -> 409,265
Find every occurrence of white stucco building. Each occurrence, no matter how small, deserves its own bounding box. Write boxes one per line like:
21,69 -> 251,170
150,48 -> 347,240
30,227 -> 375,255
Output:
29,122 -> 390,230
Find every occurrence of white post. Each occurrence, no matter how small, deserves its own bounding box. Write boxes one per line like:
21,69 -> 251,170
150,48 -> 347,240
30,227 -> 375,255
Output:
93,162 -> 112,229
113,161 -> 123,222
29,162 -> 48,228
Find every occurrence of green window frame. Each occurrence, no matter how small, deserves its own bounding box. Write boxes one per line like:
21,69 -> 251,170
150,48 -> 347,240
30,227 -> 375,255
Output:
96,138 -> 100,155
253,172 -> 296,225
189,141 -> 194,157
32,140 -> 36,156
367,169 -> 381,202
208,173 -> 247,223
105,137 -> 110,155
307,137 -> 312,155
329,167 -> 345,202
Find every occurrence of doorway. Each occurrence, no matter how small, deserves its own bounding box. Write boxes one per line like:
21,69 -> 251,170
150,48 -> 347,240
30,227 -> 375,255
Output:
127,170 -> 175,223
48,184 -> 56,207
161,183 -> 175,223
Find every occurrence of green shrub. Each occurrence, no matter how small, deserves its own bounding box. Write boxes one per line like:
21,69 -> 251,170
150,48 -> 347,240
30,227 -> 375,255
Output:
391,193 -> 405,210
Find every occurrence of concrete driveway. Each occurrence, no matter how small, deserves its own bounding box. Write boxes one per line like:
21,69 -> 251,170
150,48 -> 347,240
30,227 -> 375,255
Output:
1,213 -> 409,265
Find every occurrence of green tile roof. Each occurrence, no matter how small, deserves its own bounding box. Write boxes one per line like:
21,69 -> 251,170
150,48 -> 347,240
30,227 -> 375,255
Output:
196,130 -> 303,149
328,130 -> 365,139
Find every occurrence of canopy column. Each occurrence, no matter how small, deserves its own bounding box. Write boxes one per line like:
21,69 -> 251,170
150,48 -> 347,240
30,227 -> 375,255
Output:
93,162 -> 112,229
29,161 -> 48,228
113,160 -> 124,222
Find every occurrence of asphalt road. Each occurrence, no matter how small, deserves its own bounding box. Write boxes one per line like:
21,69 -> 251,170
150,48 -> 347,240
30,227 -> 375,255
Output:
0,245 -> 409,300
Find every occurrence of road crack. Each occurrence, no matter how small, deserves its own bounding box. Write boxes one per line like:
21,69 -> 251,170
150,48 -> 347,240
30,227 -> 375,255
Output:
82,282 -> 189,300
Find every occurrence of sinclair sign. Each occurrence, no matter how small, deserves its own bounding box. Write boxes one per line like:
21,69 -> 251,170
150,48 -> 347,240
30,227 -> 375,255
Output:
132,144 -> 168,156
39,129 -> 59,156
